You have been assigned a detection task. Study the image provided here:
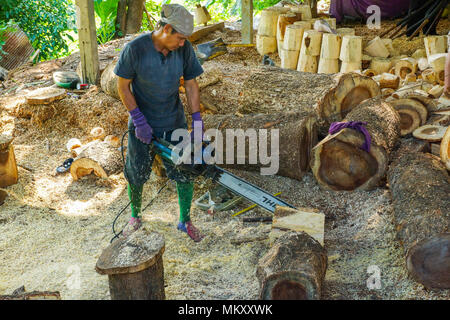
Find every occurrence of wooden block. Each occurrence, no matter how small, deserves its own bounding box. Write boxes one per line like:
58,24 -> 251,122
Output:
258,8 -> 281,37
370,57 -> 392,74
297,53 -> 318,73
340,61 -> 361,73
364,36 -> 390,58
318,58 -> 339,74
320,33 -> 342,60
188,22 -> 225,42
269,206 -> 325,246
423,36 -> 446,58
280,48 -> 300,70
283,24 -> 306,51
256,34 -> 277,55
299,30 -> 322,56
339,35 -> 362,62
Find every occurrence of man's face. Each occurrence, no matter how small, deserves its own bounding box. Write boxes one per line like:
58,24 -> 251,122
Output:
163,25 -> 188,51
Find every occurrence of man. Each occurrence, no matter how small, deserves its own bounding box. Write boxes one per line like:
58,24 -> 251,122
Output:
114,4 -> 205,242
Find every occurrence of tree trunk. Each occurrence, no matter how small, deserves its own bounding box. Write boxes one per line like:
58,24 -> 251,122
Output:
203,111 -> 318,181
256,231 -> 327,300
311,97 -> 400,191
115,0 -> 128,37
387,152 -> 450,289
125,0 -> 145,35
70,140 -> 122,180
239,67 -> 380,132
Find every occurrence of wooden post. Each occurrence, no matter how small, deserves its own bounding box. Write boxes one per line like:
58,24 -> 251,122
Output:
96,229 -> 166,300
241,0 -> 253,44
75,0 -> 100,85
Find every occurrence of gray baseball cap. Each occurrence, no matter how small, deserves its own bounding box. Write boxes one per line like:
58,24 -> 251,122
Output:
160,4 -> 194,36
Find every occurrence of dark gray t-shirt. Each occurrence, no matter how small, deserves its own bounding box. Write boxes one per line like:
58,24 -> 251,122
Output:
114,32 -> 203,131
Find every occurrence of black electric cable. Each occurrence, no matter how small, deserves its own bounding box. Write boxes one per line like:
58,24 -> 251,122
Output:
110,130 -> 169,243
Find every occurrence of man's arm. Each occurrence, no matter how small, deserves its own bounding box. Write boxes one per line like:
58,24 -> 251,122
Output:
117,76 -> 138,112
184,78 -> 201,114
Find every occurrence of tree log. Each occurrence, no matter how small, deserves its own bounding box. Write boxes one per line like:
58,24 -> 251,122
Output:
101,60 -> 120,100
203,112 -> 318,181
240,67 -> 380,131
311,97 -> 400,191
390,98 -> 428,136
387,153 -> 450,289
70,140 -> 122,180
256,231 -> 327,300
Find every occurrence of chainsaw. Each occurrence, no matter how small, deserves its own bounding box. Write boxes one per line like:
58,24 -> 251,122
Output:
151,136 -> 296,213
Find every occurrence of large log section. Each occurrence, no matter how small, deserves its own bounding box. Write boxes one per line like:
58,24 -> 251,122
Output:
311,98 -> 400,191
256,231 -> 327,300
387,153 -> 450,289
203,111 -> 318,181
239,67 -> 380,132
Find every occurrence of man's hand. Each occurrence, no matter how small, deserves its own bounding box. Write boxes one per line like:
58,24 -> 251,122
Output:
191,111 -> 204,140
129,108 -> 153,144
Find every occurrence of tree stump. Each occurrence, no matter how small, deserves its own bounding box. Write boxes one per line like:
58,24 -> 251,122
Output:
311,97 -> 400,191
203,111 -> 318,181
0,134 -> 18,188
240,67 -> 380,132
256,231 -> 327,300
96,229 -> 166,300
70,140 -> 122,180
387,153 -> 450,289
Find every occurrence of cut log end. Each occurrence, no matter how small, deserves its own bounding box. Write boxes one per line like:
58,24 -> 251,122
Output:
413,125 -> 447,142
261,272 -> 310,300
314,136 -> 379,190
70,158 -> 108,180
406,233 -> 450,289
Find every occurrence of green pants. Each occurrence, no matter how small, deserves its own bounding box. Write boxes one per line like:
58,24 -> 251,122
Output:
128,181 -> 194,223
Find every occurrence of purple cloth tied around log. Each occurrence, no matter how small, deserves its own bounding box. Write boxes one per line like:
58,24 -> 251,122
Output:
330,0 -> 410,23
329,121 -> 372,152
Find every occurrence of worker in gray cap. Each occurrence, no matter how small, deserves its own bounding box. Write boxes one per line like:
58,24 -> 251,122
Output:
114,4 -> 205,242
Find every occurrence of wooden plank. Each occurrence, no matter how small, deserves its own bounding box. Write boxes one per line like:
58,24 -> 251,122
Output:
75,0 -> 100,84
241,0 -> 254,44
188,22 -> 225,43
269,206 -> 325,246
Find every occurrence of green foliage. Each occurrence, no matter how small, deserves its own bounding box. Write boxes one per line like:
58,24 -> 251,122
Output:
94,0 -> 118,43
1,0 -> 76,61
0,20 -> 17,60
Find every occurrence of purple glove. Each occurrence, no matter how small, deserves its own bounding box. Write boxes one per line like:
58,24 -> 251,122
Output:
129,107 -> 153,144
191,111 -> 204,140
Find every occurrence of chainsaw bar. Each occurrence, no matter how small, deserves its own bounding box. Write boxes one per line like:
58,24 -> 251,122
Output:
151,137 -> 296,213
211,166 -> 296,213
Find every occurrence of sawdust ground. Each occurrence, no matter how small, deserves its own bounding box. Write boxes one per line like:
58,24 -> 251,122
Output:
0,20 -> 449,300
